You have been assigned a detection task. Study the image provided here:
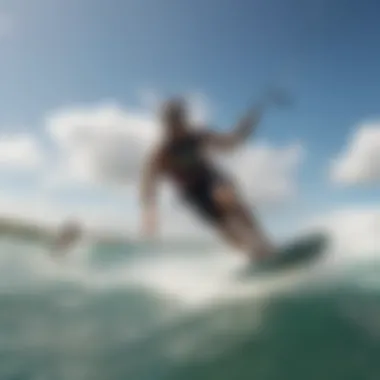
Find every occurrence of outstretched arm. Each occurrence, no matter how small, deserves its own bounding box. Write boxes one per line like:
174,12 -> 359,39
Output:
140,148 -> 164,238
205,90 -> 290,151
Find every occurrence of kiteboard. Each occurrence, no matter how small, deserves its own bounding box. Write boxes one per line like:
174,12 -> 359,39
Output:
239,231 -> 328,278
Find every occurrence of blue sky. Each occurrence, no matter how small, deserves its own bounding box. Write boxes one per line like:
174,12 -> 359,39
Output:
0,0 -> 379,235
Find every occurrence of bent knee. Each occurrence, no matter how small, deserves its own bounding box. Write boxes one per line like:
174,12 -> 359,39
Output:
213,186 -> 238,208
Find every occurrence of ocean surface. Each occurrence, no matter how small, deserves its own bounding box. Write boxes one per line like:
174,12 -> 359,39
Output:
0,232 -> 379,380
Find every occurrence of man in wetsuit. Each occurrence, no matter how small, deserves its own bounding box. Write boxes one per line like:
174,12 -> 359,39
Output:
140,93 -> 288,259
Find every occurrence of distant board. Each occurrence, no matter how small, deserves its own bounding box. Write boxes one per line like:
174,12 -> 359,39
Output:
239,232 -> 328,278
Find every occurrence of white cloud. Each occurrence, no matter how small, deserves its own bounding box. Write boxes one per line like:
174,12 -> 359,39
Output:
46,102 -> 159,186
305,207 -> 380,258
331,123 -> 380,185
218,141 -> 305,205
0,134 -> 44,169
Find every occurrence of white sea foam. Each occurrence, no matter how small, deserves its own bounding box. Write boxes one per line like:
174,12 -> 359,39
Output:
0,219 -> 378,309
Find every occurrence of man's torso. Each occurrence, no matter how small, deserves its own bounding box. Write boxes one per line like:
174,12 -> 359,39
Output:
160,132 -> 215,188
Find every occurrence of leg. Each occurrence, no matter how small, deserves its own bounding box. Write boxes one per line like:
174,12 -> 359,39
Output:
212,184 -> 274,259
214,219 -> 250,252
183,183 -> 250,252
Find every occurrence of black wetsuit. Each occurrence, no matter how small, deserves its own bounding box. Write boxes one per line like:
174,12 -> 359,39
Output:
162,132 -> 228,224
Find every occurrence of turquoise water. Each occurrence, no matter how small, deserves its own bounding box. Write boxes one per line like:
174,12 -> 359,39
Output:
0,237 -> 379,380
